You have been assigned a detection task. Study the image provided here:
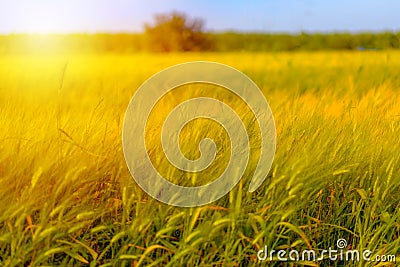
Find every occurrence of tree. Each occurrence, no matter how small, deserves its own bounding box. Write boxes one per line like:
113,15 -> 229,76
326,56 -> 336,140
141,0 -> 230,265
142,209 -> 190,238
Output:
144,11 -> 212,52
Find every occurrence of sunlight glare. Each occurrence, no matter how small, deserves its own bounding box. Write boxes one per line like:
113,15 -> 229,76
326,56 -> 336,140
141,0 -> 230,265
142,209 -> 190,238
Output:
18,1 -> 74,34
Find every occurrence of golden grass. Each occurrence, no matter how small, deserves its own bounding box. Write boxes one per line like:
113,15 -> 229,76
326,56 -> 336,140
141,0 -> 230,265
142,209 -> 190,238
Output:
0,51 -> 399,266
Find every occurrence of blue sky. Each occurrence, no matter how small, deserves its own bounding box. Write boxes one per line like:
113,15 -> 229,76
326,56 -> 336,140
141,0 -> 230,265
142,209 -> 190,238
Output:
1,0 -> 399,34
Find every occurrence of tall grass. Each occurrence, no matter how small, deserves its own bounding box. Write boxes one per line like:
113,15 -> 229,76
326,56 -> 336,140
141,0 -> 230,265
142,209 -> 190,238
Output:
0,51 -> 399,266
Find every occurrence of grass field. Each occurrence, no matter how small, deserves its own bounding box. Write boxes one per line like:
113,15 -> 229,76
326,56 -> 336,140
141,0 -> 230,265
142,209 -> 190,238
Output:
0,51 -> 399,266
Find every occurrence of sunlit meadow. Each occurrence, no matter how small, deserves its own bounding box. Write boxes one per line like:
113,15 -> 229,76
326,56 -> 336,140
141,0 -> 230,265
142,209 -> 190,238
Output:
0,50 -> 399,266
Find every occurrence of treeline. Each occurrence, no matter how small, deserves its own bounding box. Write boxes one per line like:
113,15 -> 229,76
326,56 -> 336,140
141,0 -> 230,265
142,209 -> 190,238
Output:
1,32 -> 399,54
211,32 -> 400,51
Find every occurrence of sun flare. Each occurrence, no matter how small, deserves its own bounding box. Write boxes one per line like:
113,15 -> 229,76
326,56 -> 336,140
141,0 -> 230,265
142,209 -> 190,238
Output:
16,1 -> 74,34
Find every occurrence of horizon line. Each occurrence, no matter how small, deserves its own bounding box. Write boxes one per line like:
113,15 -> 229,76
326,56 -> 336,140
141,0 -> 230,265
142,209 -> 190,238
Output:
1,29 -> 399,36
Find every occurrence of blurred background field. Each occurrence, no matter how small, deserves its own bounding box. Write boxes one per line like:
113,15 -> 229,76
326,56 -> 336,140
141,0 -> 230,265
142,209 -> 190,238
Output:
0,50 -> 399,266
